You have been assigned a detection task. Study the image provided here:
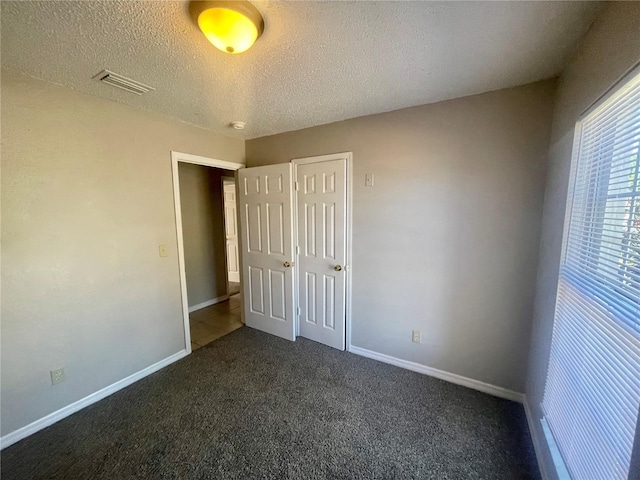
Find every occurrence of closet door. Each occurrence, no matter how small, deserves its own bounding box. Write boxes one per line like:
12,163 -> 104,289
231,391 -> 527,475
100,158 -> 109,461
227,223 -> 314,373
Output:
238,164 -> 296,341
296,158 -> 347,350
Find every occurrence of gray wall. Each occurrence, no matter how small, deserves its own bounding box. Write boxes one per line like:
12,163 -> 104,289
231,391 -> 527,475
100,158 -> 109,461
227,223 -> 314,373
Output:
525,3 -> 640,479
247,80 -> 556,394
178,163 -> 228,308
0,71 -> 245,436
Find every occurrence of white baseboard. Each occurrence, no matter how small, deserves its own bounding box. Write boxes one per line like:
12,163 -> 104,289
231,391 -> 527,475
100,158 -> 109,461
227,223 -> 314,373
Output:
524,396 -> 550,480
188,294 -> 229,313
348,345 -> 524,403
0,349 -> 188,450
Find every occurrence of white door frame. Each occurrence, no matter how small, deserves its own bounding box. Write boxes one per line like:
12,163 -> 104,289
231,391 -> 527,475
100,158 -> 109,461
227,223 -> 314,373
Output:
171,151 -> 245,354
291,152 -> 353,351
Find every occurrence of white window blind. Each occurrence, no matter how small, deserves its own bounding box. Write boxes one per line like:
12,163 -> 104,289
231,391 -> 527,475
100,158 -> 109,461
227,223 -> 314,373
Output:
542,67 -> 640,480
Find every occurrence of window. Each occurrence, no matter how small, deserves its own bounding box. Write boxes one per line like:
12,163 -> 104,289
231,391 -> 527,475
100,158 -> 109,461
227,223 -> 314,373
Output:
542,67 -> 640,480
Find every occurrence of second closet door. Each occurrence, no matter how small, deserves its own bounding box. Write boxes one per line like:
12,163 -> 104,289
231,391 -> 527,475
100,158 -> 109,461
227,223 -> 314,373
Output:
296,158 -> 347,350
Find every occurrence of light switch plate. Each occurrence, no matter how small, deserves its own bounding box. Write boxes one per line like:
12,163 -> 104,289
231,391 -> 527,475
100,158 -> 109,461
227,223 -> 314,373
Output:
159,244 -> 168,257
365,173 -> 374,187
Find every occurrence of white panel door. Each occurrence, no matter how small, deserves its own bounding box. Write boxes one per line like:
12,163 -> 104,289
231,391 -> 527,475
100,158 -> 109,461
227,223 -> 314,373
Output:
238,164 -> 295,341
296,159 -> 347,350
223,178 -> 240,283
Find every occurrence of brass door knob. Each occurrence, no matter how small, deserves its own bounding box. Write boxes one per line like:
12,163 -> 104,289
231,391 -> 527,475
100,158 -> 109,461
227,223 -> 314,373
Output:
334,265 -> 343,272
284,261 -> 292,268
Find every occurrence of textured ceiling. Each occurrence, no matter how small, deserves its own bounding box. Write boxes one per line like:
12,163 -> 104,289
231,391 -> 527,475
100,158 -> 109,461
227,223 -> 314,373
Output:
1,1 -> 601,139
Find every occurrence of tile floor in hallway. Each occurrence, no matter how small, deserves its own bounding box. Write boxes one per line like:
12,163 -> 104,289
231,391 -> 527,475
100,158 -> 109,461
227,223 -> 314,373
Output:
189,293 -> 243,350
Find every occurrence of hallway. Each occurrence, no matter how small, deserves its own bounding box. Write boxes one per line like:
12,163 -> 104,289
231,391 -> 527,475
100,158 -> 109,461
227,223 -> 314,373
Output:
189,292 -> 242,350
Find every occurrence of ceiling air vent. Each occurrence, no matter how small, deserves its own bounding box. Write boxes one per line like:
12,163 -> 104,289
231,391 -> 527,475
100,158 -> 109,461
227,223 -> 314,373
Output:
93,70 -> 155,95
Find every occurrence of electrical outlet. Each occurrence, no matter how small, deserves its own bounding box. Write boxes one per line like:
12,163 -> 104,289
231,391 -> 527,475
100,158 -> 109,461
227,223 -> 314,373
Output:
50,368 -> 65,385
159,244 -> 168,258
412,330 -> 421,344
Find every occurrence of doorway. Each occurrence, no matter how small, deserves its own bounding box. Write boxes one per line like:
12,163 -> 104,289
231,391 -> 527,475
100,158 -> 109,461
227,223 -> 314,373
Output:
236,153 -> 353,351
171,151 -> 245,354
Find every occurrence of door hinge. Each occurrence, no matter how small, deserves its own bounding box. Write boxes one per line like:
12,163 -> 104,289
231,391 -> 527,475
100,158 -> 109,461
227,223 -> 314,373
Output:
297,307 -> 301,316
296,245 -> 300,255
295,181 -> 299,191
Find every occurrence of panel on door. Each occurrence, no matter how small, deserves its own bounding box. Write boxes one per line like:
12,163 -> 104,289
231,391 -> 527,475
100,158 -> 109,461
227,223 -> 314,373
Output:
238,164 -> 295,341
223,179 -> 240,283
297,159 -> 347,350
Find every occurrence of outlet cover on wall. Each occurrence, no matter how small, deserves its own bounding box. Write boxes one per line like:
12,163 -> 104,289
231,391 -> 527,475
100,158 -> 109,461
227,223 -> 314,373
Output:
159,244 -> 168,257
412,330 -> 421,343
50,368 -> 65,385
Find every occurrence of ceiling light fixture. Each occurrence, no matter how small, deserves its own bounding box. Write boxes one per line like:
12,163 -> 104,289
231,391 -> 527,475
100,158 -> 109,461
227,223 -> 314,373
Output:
190,1 -> 264,54
231,121 -> 246,130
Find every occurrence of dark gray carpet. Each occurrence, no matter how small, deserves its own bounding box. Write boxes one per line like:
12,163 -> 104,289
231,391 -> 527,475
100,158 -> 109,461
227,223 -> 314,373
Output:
2,328 -> 540,479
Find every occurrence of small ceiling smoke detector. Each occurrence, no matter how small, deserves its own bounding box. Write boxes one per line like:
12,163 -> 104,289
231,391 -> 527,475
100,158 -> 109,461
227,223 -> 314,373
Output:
231,121 -> 246,130
93,70 -> 155,95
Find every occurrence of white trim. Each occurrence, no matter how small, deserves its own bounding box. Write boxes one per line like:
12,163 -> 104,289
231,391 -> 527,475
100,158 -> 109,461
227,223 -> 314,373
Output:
290,152 -> 353,351
171,151 -> 245,354
540,417 -> 572,480
171,151 -> 244,171
291,152 -> 352,166
579,60 -> 640,118
349,345 -> 524,403
345,154 -> 353,352
188,294 -> 229,313
0,350 -> 187,450
524,396 -> 551,480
